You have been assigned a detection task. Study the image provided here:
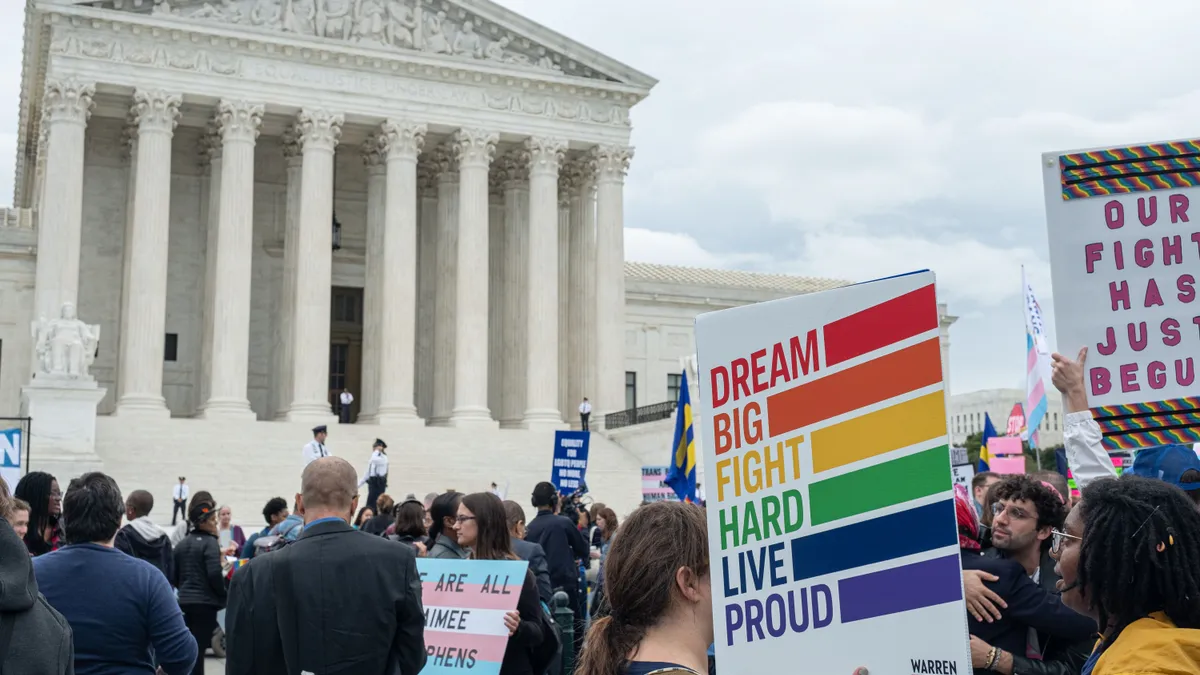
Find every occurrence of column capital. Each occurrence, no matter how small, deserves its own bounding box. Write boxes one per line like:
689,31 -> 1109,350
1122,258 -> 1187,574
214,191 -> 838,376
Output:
216,100 -> 264,144
589,144 -> 634,184
281,128 -> 304,166
428,143 -> 459,183
453,128 -> 498,169
131,89 -> 182,135
121,116 -> 139,162
198,121 -> 222,167
381,120 -> 427,160
497,150 -> 529,190
43,77 -> 96,126
417,157 -> 440,197
294,109 -> 344,153
525,137 -> 567,176
362,134 -> 387,174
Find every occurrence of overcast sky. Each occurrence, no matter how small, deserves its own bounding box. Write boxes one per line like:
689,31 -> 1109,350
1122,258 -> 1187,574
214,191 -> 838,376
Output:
4,1 -> 1199,394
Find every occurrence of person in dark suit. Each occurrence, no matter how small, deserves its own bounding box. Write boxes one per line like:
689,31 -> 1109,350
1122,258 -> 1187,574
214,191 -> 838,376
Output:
503,500 -> 553,605
224,457 -> 426,675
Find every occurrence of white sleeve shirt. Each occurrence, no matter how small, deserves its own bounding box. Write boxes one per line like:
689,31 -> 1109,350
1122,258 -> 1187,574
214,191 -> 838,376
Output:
303,440 -> 330,466
1063,410 -> 1117,491
172,484 -> 189,501
358,450 -> 389,487
579,401 -> 592,414
340,392 -> 354,405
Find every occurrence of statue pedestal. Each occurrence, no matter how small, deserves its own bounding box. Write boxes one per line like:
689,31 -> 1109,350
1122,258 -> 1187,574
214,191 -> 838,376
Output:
20,377 -> 107,478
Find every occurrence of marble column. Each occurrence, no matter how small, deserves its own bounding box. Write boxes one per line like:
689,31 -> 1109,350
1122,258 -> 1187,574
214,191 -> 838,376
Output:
523,137 -> 568,428
376,120 -> 427,424
567,160 -> 597,429
285,109 -> 343,421
274,134 -> 304,419
357,136 -> 387,424
196,124 -> 222,411
414,160 -> 438,421
114,89 -> 182,417
556,173 -> 573,424
33,78 -> 94,333
449,129 -> 499,427
429,144 -> 458,426
498,151 -> 528,428
116,121 -> 139,402
198,101 -> 263,419
487,170 -> 504,418
591,145 -> 633,427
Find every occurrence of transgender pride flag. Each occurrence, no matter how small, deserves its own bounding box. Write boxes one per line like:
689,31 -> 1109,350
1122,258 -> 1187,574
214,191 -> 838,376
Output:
418,558 -> 529,675
1022,267 -> 1052,448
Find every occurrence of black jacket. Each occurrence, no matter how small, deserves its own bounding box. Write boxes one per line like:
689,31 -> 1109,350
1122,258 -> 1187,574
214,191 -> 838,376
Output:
524,511 -> 588,594
982,548 -> 1095,675
114,518 -> 175,584
511,537 -> 553,605
361,513 -> 394,537
173,530 -> 227,608
0,519 -> 74,675
961,552 -> 1095,674
225,519 -> 426,675
500,570 -> 547,675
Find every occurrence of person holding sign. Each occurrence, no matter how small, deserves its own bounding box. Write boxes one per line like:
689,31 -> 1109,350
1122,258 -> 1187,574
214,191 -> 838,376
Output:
455,492 -> 555,675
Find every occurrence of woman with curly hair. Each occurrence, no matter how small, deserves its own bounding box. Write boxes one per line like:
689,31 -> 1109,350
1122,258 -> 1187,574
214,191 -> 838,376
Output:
1051,475 -> 1200,674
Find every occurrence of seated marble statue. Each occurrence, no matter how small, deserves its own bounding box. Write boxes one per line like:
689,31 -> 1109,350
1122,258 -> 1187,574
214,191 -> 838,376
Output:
32,303 -> 100,380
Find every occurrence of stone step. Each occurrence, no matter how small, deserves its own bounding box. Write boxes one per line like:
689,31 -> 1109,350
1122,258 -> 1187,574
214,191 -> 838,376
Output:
78,417 -> 643,530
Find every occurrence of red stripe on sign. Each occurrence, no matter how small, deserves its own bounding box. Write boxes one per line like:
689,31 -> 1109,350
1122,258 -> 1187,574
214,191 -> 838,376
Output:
823,284 -> 939,367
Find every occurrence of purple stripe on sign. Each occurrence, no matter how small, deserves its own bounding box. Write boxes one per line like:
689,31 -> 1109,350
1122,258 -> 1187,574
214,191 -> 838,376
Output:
837,555 -> 963,623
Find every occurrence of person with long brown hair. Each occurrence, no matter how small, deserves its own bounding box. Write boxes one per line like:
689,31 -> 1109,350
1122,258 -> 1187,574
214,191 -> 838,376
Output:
455,492 -> 551,675
577,501 -> 711,675
590,506 -> 619,618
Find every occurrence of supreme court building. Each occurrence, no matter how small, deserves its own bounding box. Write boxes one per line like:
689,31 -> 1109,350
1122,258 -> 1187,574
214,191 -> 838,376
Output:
4,0 -> 655,431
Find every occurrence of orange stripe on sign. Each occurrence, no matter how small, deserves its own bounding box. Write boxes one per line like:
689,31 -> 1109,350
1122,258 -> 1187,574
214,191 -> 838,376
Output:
810,391 -> 947,472
766,338 -> 943,438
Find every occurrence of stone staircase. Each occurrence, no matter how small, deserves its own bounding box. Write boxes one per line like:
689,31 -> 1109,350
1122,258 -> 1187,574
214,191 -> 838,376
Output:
87,417 -> 645,529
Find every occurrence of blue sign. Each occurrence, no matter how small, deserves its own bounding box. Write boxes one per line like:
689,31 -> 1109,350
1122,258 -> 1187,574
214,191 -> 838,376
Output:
0,428 -> 21,493
551,431 -> 590,495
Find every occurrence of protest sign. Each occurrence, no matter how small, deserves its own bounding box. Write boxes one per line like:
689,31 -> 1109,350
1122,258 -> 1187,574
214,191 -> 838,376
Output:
1043,140 -> 1200,449
951,463 -> 975,488
0,428 -> 21,492
550,431 -> 589,495
642,466 -> 677,502
695,270 -> 968,674
417,558 -> 528,675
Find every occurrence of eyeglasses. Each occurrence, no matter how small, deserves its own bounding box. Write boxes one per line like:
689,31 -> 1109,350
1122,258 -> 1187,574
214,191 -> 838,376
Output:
49,491 -> 62,500
991,502 -> 1032,521
454,515 -> 476,524
1050,529 -> 1082,555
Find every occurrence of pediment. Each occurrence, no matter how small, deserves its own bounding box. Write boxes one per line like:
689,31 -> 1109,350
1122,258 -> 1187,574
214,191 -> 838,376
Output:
65,0 -> 656,88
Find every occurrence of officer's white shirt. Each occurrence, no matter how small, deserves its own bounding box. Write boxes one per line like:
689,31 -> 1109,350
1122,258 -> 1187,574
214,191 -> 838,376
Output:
172,484 -> 189,501
303,439 -> 331,466
359,450 -> 389,487
340,391 -> 354,405
579,401 -> 592,414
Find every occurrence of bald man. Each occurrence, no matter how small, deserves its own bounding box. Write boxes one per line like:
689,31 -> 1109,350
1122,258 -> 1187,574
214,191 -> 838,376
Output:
225,458 -> 426,675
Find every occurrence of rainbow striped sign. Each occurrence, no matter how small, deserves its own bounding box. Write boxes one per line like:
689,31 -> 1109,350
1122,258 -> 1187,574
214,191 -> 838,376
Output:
695,270 -> 968,674
417,558 -> 528,675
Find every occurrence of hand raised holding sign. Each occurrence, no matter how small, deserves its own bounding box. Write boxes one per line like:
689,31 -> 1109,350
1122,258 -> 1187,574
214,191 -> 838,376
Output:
1051,347 -> 1089,413
504,610 -> 520,636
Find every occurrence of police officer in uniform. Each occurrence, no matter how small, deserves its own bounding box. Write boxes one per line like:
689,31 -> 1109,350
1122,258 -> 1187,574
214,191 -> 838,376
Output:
358,439 -> 389,512
302,426 -> 330,467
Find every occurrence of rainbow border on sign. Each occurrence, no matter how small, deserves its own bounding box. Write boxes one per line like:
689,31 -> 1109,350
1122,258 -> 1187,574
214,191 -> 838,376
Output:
1092,397 -> 1200,450
1059,139 -> 1200,200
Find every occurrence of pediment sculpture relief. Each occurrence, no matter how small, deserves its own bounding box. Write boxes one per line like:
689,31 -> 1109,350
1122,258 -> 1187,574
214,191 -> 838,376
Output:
128,0 -> 598,78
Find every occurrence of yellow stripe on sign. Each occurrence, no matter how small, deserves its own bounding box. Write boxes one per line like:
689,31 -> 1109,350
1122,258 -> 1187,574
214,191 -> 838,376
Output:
810,391 -> 946,473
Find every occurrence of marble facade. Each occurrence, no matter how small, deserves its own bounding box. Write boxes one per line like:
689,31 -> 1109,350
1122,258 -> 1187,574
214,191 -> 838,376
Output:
2,0 -> 655,430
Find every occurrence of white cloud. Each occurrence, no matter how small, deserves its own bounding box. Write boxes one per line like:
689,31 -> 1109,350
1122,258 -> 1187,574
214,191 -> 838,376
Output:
624,228 -> 766,269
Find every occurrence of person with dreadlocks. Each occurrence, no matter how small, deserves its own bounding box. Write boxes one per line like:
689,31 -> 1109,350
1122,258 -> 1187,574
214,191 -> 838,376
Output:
13,471 -> 63,556
1052,474 -> 1200,674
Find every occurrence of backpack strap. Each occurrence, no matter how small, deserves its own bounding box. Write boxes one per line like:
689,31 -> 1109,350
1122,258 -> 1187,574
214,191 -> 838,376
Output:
0,612 -> 16,675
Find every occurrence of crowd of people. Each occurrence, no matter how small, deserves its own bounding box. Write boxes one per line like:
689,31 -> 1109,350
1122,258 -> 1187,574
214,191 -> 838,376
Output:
0,344 -> 1199,675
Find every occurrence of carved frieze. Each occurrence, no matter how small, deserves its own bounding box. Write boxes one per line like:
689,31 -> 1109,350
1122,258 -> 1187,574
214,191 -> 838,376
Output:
100,0 -> 615,81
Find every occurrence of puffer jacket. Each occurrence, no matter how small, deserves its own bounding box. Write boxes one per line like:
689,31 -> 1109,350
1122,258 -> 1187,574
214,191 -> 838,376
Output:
173,530 -> 227,608
0,519 -> 74,674
1091,612 -> 1200,675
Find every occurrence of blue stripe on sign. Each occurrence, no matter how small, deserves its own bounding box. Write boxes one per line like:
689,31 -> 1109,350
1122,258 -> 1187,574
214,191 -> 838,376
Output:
791,500 -> 956,581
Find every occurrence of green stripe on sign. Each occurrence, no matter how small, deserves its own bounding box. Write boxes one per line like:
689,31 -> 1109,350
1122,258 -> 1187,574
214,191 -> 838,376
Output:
808,445 -> 951,526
